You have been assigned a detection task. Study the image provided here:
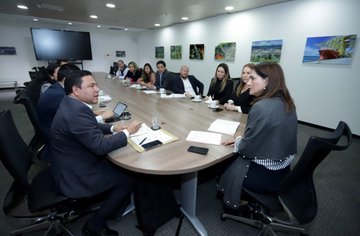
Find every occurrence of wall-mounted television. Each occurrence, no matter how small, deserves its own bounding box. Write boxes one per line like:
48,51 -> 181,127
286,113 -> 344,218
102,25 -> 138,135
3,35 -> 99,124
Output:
30,28 -> 93,61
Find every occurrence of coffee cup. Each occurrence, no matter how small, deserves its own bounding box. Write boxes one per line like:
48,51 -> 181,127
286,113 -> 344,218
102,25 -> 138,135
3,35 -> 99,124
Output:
159,88 -> 166,94
209,100 -> 217,108
194,95 -> 201,101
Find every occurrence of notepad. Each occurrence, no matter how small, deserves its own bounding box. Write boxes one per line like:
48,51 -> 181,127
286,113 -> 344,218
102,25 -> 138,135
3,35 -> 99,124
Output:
207,119 -> 240,136
128,123 -> 178,152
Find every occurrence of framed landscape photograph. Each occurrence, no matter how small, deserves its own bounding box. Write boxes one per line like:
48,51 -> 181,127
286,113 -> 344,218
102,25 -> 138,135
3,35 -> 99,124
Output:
214,42 -> 236,61
170,45 -> 182,59
189,44 -> 204,60
303,34 -> 357,65
250,39 -> 283,63
155,46 -> 164,58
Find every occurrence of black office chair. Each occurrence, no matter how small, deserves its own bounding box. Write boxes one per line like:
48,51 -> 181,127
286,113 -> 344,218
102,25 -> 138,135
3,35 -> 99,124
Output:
13,87 -> 46,159
221,121 -> 352,236
0,110 -> 100,235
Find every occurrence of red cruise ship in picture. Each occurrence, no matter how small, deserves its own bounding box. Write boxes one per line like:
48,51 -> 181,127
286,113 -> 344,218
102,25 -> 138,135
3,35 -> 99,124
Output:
318,48 -> 340,60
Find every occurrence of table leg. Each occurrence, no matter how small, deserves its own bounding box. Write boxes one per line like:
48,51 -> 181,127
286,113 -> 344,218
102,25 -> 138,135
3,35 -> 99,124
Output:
181,172 -> 208,236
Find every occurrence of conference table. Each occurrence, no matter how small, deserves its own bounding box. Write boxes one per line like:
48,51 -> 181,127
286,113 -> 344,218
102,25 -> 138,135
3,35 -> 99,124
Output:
93,72 -> 247,236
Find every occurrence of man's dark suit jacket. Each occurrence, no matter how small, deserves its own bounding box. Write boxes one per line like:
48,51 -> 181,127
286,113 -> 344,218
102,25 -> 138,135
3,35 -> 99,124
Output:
154,70 -> 171,89
167,74 -> 204,96
50,96 -> 128,198
36,82 -> 65,141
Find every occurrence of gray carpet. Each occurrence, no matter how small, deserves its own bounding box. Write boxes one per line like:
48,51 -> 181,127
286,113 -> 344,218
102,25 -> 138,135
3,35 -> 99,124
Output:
1,88 -> 359,236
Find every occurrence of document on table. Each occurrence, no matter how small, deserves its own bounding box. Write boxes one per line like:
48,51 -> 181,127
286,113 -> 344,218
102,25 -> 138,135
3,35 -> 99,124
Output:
142,90 -> 158,94
207,119 -> 240,136
128,123 -> 178,152
186,130 -> 222,145
160,93 -> 186,98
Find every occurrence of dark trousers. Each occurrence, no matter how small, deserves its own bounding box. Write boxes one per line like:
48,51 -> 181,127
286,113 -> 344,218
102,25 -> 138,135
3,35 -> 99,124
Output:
89,164 -> 136,230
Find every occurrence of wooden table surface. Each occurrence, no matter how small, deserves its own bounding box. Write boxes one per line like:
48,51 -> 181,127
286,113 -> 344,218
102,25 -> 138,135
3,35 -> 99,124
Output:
93,72 -> 247,175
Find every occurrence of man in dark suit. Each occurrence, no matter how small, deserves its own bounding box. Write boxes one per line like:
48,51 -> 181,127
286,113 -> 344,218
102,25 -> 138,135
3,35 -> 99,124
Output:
167,65 -> 204,97
154,60 -> 171,90
36,64 -> 113,162
50,70 -> 142,236
36,63 -> 80,141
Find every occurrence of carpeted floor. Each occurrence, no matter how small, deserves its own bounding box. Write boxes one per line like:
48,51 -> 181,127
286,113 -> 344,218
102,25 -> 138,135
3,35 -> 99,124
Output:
0,88 -> 359,236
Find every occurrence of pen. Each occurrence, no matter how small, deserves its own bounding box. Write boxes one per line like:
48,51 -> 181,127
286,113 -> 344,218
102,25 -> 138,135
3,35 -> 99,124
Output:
139,137 -> 147,145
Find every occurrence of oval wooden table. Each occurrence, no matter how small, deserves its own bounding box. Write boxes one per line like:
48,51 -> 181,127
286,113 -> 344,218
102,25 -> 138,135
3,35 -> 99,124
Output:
94,72 -> 247,236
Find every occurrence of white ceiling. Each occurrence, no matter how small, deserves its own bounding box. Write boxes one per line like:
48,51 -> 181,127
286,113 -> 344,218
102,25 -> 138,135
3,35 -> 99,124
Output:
0,0 -> 292,31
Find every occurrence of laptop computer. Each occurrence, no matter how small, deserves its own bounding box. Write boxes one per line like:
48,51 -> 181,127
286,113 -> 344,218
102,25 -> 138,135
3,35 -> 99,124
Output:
105,101 -> 128,123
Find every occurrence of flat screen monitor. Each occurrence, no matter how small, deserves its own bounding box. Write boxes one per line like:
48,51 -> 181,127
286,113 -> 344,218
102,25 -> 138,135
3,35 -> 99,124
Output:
30,28 -> 93,61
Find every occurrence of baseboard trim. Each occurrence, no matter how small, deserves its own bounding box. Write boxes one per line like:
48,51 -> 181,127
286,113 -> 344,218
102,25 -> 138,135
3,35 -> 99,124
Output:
298,120 -> 359,139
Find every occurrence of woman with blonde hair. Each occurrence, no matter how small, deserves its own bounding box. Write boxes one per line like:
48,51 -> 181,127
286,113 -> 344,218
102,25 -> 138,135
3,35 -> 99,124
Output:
205,63 -> 233,105
125,61 -> 142,84
224,63 -> 255,114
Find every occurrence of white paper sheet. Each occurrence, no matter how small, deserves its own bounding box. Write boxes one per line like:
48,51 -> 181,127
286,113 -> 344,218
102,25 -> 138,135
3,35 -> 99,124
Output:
142,90 -> 158,94
186,130 -> 222,145
160,93 -> 186,98
207,119 -> 240,136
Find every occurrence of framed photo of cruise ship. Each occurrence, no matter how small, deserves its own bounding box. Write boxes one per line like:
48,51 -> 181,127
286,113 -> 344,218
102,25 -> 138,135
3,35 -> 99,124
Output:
302,34 -> 357,65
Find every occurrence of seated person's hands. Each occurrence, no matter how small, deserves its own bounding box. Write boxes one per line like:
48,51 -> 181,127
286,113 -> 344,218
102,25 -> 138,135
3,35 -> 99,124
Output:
184,92 -> 193,98
222,139 -> 235,146
100,111 -> 114,120
126,120 -> 142,135
224,103 -> 237,111
145,83 -> 155,90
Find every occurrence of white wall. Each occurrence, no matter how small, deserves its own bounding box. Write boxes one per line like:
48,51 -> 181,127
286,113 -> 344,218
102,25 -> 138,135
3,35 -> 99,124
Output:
137,0 -> 360,135
0,15 -> 140,86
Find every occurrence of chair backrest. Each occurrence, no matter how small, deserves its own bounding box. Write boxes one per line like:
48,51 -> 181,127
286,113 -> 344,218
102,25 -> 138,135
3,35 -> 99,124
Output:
14,88 -> 46,156
14,88 -> 44,137
279,121 -> 352,224
231,77 -> 241,93
0,110 -> 34,214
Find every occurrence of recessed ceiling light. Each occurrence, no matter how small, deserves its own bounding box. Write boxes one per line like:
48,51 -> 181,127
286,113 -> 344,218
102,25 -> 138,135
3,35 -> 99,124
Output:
225,6 -> 234,11
154,23 -> 160,27
33,18 -> 38,22
106,3 -> 116,8
181,17 -> 189,21
90,15 -> 98,19
17,5 -> 28,10
68,22 -> 72,25
97,25 -> 101,28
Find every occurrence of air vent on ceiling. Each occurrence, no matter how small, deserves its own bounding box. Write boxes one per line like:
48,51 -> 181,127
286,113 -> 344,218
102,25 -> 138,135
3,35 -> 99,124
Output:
108,27 -> 123,31
37,3 -> 64,12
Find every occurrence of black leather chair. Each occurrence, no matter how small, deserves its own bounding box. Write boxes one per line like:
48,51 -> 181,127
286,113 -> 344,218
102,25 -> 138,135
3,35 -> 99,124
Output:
0,110 -> 98,235
221,121 -> 352,236
13,86 -> 46,159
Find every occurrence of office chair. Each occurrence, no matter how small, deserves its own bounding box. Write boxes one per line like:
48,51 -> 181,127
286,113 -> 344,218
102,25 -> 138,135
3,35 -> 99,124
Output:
13,87 -> 46,159
221,121 -> 352,236
0,110 -> 104,236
